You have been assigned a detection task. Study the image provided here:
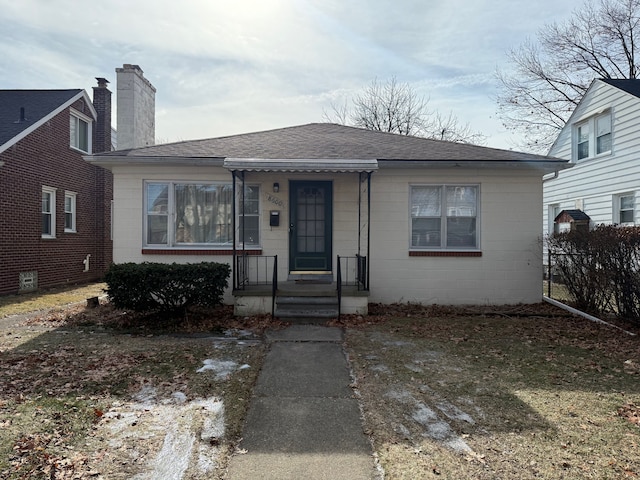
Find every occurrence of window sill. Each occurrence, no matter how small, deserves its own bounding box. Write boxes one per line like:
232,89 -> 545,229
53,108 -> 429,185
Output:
142,248 -> 263,255
409,250 -> 482,257
70,146 -> 90,155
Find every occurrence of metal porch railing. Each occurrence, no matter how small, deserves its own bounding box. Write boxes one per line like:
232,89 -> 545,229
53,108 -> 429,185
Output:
235,254 -> 278,316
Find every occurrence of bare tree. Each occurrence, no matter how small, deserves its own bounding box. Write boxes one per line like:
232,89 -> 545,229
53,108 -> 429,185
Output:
496,0 -> 640,152
425,111 -> 488,145
324,77 -> 486,144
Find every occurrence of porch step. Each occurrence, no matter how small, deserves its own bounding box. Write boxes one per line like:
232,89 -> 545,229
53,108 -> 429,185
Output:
274,295 -> 339,321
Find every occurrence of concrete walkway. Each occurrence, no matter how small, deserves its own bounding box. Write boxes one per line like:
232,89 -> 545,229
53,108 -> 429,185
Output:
226,325 -> 379,480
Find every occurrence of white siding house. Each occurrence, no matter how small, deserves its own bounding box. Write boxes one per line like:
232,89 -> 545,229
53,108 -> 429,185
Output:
544,79 -> 640,237
87,123 -> 569,316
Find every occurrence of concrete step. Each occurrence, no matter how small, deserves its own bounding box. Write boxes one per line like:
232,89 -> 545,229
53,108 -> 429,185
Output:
274,308 -> 339,319
277,296 -> 339,305
274,294 -> 340,321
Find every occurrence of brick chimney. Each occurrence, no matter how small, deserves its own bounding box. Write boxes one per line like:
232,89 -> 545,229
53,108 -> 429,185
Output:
92,77 -> 112,153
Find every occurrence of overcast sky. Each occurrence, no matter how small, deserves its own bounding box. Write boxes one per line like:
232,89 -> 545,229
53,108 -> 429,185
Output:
0,0 -> 579,151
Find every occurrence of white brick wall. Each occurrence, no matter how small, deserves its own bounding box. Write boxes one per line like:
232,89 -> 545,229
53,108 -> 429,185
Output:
111,165 -> 543,306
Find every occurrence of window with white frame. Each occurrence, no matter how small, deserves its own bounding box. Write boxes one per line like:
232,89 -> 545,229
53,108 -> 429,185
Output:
616,193 -> 635,224
144,182 -> 260,247
575,112 -> 611,160
411,185 -> 478,249
64,192 -> 77,232
70,110 -> 91,153
42,186 -> 56,238
549,204 -> 561,234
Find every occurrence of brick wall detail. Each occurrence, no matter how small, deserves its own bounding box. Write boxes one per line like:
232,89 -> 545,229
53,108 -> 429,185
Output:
0,99 -> 113,295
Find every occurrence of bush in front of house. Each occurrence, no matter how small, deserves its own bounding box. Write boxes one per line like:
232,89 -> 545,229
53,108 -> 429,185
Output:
548,225 -> 640,324
104,262 -> 231,314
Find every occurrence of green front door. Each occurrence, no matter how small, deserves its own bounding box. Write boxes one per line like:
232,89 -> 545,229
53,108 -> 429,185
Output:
289,180 -> 333,272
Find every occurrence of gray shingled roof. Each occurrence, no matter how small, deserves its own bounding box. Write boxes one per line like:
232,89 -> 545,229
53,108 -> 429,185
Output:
600,79 -> 640,98
0,90 -> 82,146
94,123 -> 564,163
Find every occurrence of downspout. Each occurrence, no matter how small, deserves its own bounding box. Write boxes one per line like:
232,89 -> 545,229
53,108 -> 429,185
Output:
367,171 -> 372,291
358,172 -> 362,257
231,170 -> 237,289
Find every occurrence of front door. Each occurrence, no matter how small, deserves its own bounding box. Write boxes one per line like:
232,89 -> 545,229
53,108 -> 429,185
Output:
289,180 -> 333,273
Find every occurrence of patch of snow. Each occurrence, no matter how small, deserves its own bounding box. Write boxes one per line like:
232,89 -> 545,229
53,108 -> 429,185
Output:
96,392 -> 225,479
171,391 -> 187,404
435,400 -> 475,425
134,429 -> 194,480
411,403 -> 472,453
384,387 -> 413,403
370,364 -> 391,374
197,359 -> 240,380
132,384 -> 157,405
404,363 -> 423,373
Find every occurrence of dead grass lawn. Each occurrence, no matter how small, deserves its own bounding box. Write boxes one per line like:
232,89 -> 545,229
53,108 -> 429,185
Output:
0,302 -> 276,479
338,303 -> 640,479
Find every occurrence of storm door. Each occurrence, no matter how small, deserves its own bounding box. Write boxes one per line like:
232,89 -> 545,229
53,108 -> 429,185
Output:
289,181 -> 333,273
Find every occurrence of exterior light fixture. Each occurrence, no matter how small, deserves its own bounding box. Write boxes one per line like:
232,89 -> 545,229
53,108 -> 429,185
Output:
273,182 -> 280,193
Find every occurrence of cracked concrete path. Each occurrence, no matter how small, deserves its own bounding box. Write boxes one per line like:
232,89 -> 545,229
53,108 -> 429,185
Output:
226,325 -> 379,480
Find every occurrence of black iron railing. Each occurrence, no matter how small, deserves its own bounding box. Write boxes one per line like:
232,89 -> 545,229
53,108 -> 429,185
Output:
337,255 -> 369,291
235,254 -> 278,317
235,255 -> 277,289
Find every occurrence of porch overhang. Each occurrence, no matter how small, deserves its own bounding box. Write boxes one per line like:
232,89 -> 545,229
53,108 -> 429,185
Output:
223,158 -> 378,173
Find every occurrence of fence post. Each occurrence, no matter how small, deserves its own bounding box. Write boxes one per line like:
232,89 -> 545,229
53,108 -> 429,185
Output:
547,249 -> 552,298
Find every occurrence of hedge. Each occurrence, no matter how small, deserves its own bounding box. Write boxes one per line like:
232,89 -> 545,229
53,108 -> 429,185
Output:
104,262 -> 231,314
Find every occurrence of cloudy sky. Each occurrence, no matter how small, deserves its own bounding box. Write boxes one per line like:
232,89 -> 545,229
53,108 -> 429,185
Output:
0,0 -> 578,150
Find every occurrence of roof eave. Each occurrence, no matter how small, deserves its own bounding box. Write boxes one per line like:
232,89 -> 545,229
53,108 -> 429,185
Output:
223,158 -> 379,173
378,159 -> 572,174
83,155 -> 226,168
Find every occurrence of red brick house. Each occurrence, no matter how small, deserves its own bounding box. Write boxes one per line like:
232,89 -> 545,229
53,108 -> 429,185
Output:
0,79 -> 114,295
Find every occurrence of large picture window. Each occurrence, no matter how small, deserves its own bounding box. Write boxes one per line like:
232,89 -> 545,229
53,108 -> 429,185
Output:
145,182 -> 260,248
411,185 -> 478,249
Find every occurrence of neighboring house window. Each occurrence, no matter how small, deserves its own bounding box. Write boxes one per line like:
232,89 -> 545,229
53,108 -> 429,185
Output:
144,182 -> 260,247
576,123 -> 589,160
70,110 -> 91,153
575,112 -> 611,160
64,192 -> 77,232
42,186 -> 56,238
410,185 -> 478,249
616,193 -> 635,224
549,204 -> 561,234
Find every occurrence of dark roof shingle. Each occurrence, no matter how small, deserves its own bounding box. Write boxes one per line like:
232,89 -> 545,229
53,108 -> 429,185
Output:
600,79 -> 640,98
95,123 -> 562,162
0,90 -> 82,146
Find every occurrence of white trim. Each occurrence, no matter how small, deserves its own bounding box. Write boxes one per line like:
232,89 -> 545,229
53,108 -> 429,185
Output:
143,181 -> 261,249
409,183 -> 480,251
42,185 -> 57,239
70,108 -> 93,154
0,90 -> 96,155
223,158 -> 378,173
64,191 -> 77,232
